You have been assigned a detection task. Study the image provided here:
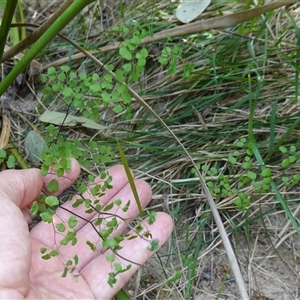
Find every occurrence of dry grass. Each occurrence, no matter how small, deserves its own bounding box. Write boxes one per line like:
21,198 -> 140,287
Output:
2,1 -> 300,299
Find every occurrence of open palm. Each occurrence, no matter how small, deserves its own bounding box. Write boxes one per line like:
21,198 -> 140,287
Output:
0,160 -> 173,299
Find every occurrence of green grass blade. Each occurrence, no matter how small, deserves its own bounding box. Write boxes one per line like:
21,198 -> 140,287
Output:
117,139 -> 144,217
265,115 -> 300,161
269,100 -> 277,152
17,0 -> 26,40
249,100 -> 300,238
115,289 -> 131,300
284,9 -> 300,102
0,0 -> 17,62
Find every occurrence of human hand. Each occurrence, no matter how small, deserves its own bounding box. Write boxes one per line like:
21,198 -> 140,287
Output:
0,160 -> 173,299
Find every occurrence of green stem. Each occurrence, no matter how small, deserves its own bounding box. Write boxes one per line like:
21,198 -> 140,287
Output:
8,141 -> 29,169
0,0 -> 17,62
0,0 -> 95,97
2,0 -> 74,63
17,0 -> 26,40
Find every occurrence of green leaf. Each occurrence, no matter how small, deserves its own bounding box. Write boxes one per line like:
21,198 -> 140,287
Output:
113,104 -> 123,114
232,151 -> 240,157
0,149 -> 6,158
30,201 -> 39,216
47,66 -> 56,75
281,158 -> 290,168
228,156 -> 236,164
56,223 -> 66,232
40,74 -> 47,83
115,69 -> 125,82
147,211 -> 156,225
62,87 -> 73,96
100,228 -> 113,239
114,199 -> 121,206
41,86 -> 52,94
263,177 -> 272,184
39,111 -> 106,130
261,168 -> 271,177
242,161 -> 252,169
92,73 -> 99,81
60,236 -> 70,246
101,91 -> 111,104
52,83 -> 62,92
122,63 -> 132,72
41,254 -> 51,260
86,240 -> 96,251
68,215 -> 77,229
72,198 -> 83,208
90,83 -> 101,93
6,155 -> 15,168
66,259 -> 72,266
114,263 -> 123,272
294,174 -> 300,181
47,179 -> 59,193
279,146 -> 287,153
45,196 -> 59,207
60,66 -> 70,73
104,73 -> 113,82
57,72 -> 66,81
62,267 -> 68,278
289,155 -> 297,163
24,131 -> 46,164
74,255 -> 79,265
40,164 -> 49,176
103,202 -> 114,211
40,211 -> 53,223
119,46 -> 132,60
247,171 -> 257,180
159,57 -> 168,66
122,200 -> 130,212
56,168 -> 64,177
107,217 -> 117,228
49,250 -> 58,257
147,239 -> 159,251
40,247 -> 47,254
106,253 -> 115,262
122,92 -> 131,104
71,237 -> 77,246
282,176 -> 289,182
130,34 -> 141,45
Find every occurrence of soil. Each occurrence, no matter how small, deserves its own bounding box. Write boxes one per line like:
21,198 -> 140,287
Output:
2,1 -> 300,299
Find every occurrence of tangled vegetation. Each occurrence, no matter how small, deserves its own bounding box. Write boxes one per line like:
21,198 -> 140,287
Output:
0,0 -> 300,299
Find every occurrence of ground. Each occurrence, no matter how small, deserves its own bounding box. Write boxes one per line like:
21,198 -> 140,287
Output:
1,1 -> 300,299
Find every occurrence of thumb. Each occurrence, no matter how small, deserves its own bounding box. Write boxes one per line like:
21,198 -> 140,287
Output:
0,168 -> 43,209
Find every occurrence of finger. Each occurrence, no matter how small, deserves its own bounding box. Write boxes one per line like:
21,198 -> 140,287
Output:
0,169 -> 43,209
34,178 -> 152,270
30,175 -> 152,271
22,158 -> 81,223
30,165 -> 131,244
57,164 -> 135,228
0,160 -> 81,291
74,179 -> 152,260
42,158 -> 81,196
0,168 -> 43,291
81,212 -> 174,299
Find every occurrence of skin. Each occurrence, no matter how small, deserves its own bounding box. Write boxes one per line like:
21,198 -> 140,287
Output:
0,159 -> 173,299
